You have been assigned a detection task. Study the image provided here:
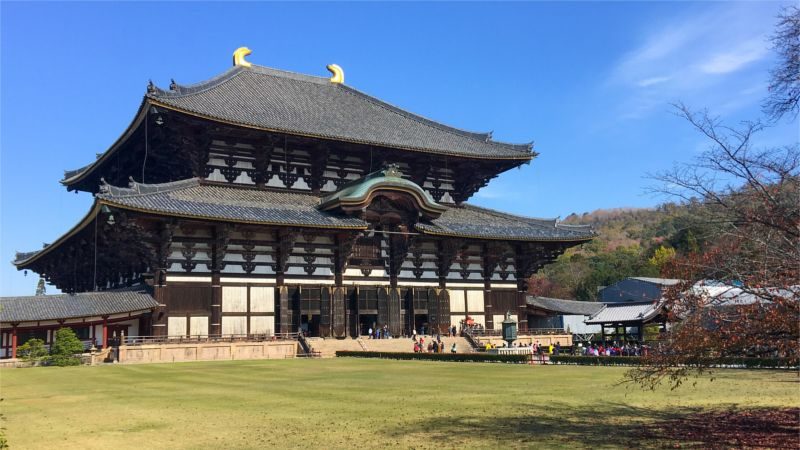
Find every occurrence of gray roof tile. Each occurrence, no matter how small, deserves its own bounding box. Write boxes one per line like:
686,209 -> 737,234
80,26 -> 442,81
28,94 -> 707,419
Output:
526,296 -> 604,315
585,302 -> 663,324
148,65 -> 534,160
0,288 -> 158,323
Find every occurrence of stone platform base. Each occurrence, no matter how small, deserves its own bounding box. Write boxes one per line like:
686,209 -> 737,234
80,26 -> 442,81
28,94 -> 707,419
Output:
117,340 -> 297,364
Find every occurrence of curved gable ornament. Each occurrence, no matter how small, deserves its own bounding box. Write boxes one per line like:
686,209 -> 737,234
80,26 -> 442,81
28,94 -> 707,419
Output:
319,164 -> 446,220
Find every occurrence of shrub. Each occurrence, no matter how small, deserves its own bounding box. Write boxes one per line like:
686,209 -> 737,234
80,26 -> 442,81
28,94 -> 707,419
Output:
335,351 -> 529,363
550,355 -> 794,368
17,338 -> 48,362
49,328 -> 85,366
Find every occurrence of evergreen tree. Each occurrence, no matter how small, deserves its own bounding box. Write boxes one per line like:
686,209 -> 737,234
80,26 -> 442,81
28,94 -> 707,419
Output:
49,328 -> 85,366
35,277 -> 46,296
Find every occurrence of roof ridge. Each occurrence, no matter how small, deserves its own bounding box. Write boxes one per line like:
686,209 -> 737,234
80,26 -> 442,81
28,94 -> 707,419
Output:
98,177 -> 201,199
461,203 -> 559,227
338,84 -> 533,153
151,64 -> 332,99
148,66 -> 244,98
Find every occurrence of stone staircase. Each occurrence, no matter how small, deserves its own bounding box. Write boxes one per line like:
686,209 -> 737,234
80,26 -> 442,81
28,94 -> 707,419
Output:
304,337 -> 364,358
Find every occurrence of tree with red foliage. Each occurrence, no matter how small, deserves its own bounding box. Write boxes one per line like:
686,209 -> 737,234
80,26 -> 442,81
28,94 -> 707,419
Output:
627,104 -> 799,389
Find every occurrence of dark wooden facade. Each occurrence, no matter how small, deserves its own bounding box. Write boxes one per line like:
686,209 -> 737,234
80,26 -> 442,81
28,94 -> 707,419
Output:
14,59 -> 594,338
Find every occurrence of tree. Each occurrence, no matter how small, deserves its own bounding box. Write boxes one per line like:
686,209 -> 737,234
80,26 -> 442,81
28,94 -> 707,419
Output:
17,338 -> 48,363
648,245 -> 676,271
764,6 -> 800,122
630,104 -> 800,389
49,328 -> 85,366
35,277 -> 46,296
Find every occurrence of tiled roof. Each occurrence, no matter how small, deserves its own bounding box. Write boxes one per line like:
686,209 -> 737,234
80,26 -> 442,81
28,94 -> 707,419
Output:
417,204 -> 595,241
147,64 -> 534,160
526,296 -> 604,316
585,302 -> 663,324
15,179 -> 596,267
0,288 -> 158,323
98,178 -> 368,230
629,277 -> 683,286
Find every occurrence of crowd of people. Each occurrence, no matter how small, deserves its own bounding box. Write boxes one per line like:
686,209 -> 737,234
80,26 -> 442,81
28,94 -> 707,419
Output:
577,342 -> 647,356
412,334 -> 457,353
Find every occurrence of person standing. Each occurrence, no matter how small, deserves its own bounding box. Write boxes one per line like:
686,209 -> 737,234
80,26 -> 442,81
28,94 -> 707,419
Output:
368,327 -> 373,339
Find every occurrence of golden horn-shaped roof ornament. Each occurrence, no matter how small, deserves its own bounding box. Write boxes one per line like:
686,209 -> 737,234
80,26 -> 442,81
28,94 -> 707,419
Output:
327,64 -> 344,84
233,47 -> 252,68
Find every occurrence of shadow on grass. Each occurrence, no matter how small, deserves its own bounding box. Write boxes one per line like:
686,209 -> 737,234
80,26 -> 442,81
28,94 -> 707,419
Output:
384,402 -> 799,449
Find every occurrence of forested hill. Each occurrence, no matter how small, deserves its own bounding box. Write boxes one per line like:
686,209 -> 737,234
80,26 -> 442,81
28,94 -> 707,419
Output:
530,203 -> 705,301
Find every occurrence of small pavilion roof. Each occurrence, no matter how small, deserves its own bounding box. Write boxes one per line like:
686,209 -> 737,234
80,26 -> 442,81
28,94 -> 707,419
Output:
526,296 -> 604,316
585,301 -> 664,325
0,288 -> 158,323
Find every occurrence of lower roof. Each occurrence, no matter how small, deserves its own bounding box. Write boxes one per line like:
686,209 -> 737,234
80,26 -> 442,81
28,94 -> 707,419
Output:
14,178 -> 595,267
0,288 -> 158,323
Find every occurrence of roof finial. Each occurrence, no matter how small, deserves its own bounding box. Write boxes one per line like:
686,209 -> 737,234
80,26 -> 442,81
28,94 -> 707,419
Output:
383,163 -> 402,178
233,47 -> 252,68
327,64 -> 344,84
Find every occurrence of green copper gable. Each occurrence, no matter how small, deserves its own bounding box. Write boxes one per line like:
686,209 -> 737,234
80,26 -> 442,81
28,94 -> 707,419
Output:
319,164 -> 447,218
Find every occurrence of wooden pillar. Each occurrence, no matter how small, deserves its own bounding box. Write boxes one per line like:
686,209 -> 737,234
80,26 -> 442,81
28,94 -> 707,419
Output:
10,326 -> 18,359
211,273 -> 222,336
102,317 -> 109,348
152,269 -> 168,337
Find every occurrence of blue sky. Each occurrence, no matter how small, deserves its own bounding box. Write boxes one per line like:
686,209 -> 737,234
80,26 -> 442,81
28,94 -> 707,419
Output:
1,2 -> 796,296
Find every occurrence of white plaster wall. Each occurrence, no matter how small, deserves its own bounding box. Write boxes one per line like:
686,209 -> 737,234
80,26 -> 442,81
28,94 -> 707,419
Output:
250,316 -> 274,335
493,315 -> 505,330
450,290 -> 466,312
168,317 -> 187,337
222,286 -> 248,312
466,290 -> 485,313
250,287 -> 274,312
222,316 -> 247,336
189,316 -> 209,337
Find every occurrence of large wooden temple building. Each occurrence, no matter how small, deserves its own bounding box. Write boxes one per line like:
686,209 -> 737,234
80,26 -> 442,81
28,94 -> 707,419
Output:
4,48 -> 594,356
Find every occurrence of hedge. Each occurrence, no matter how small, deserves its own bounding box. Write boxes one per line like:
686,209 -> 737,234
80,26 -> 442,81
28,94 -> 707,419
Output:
551,355 -> 794,368
335,351 -> 529,363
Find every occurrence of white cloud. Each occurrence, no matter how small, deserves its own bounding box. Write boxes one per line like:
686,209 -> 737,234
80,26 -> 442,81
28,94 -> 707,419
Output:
637,76 -> 671,87
699,39 -> 767,74
605,3 -> 777,120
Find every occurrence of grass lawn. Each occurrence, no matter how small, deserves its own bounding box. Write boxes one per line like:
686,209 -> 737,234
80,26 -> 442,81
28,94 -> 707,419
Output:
1,359 -> 797,449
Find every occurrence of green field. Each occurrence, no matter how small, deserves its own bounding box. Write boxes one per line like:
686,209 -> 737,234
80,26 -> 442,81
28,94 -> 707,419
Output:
1,359 -> 797,449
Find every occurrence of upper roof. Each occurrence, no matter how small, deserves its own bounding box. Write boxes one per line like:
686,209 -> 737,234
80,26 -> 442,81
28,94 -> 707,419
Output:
146,64 -> 534,160
585,301 -> 664,325
527,296 -> 604,316
0,288 -> 158,323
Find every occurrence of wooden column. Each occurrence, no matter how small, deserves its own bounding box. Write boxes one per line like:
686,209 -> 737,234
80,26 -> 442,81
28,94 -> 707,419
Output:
102,317 -> 109,348
10,326 -> 17,359
210,225 -> 229,337
152,269 -> 168,336
332,233 -> 354,338
274,229 -> 298,334
211,274 -> 222,336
